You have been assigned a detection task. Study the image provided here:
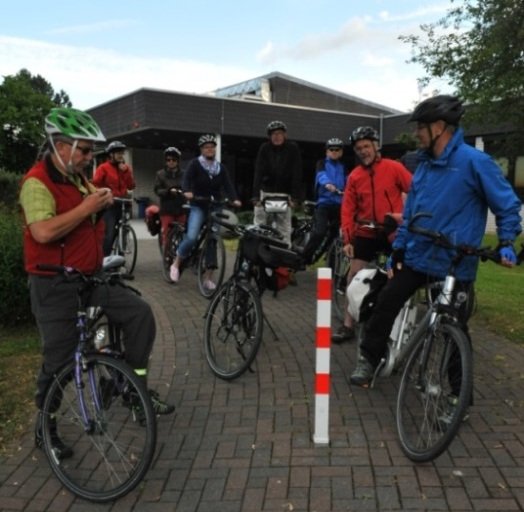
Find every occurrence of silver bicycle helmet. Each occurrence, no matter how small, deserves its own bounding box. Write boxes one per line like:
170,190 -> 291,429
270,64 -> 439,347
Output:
266,120 -> 287,135
164,146 -> 181,158
349,126 -> 380,146
326,137 -> 344,149
198,134 -> 217,147
106,140 -> 127,153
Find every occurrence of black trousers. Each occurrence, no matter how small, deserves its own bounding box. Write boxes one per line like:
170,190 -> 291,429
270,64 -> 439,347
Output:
29,274 -> 156,409
361,265 -> 472,367
302,205 -> 340,263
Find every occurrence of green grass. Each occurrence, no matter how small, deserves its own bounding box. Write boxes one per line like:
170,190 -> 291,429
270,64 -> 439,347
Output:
473,234 -> 524,344
0,324 -> 40,454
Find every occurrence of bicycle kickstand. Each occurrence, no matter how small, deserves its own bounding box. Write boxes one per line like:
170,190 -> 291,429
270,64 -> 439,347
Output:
263,313 -> 279,341
370,357 -> 386,389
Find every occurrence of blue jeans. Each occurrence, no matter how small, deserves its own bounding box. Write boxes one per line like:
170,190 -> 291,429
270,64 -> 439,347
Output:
177,205 -> 205,260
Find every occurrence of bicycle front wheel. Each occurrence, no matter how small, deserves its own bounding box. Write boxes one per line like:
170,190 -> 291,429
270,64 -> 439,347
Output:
40,354 -> 157,502
328,239 -> 350,322
197,234 -> 226,298
119,225 -> 138,275
396,322 -> 472,462
204,280 -> 263,379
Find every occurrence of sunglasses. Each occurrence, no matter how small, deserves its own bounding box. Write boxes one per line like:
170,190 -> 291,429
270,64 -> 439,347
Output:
61,141 -> 94,155
76,145 -> 94,155
328,147 -> 342,152
165,157 -> 178,162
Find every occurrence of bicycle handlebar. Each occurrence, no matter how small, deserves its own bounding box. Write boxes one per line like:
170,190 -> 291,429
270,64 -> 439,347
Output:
407,212 -> 500,263
211,213 -> 284,242
114,197 -> 133,204
36,256 -> 126,280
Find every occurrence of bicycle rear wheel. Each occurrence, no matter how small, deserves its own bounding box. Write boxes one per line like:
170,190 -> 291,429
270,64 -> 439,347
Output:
328,239 -> 350,322
396,322 -> 472,462
204,280 -> 263,379
40,354 -> 156,502
162,224 -> 184,283
119,225 -> 138,275
197,233 -> 226,298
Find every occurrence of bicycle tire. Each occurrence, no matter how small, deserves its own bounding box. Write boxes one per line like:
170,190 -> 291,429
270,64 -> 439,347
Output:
328,239 -> 350,322
119,225 -> 138,275
396,322 -> 472,462
291,219 -> 311,252
197,233 -> 226,298
204,280 -> 263,380
162,224 -> 184,283
157,231 -> 163,256
40,354 -> 157,502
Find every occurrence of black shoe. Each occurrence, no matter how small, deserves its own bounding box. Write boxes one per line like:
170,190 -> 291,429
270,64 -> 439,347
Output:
437,395 -> 470,432
350,355 -> 375,388
35,413 -> 73,460
149,389 -> 176,415
123,389 -> 175,426
331,325 -> 354,344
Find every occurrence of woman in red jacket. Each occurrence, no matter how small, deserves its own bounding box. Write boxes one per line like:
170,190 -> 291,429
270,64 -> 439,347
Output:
93,140 -> 136,255
333,126 -> 412,343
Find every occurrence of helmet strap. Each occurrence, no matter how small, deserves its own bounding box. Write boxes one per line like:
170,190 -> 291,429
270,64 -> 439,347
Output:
49,137 -> 76,175
427,123 -> 447,155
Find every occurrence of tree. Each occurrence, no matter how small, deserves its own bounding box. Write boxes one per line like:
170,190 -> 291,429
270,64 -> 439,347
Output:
400,0 -> 524,155
0,69 -> 71,173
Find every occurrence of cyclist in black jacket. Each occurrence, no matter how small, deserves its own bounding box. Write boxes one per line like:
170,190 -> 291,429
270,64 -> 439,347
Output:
154,146 -> 186,249
252,120 -> 303,247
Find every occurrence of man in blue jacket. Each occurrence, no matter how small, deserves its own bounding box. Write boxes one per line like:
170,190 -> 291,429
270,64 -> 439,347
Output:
351,95 -> 522,388
302,137 -> 346,264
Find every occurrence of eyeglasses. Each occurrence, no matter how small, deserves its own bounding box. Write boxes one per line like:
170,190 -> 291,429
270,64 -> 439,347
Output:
61,141 -> 94,155
76,145 -> 94,155
165,157 -> 178,162
328,147 -> 342,152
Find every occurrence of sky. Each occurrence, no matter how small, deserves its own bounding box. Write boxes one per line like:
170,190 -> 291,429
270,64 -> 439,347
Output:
0,0 -> 456,114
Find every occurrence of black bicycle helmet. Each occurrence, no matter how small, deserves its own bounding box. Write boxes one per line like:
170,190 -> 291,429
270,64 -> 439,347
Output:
164,146 -> 181,158
266,120 -> 287,135
408,95 -> 464,125
106,140 -> 127,153
326,137 -> 344,149
198,134 -> 217,147
349,126 -> 380,146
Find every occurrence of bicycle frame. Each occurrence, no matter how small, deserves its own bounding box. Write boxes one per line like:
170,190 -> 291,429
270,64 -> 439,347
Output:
36,256 -> 157,501
113,197 -> 132,252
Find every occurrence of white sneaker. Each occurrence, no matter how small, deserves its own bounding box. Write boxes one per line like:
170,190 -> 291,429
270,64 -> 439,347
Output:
203,279 -> 216,291
170,264 -> 180,282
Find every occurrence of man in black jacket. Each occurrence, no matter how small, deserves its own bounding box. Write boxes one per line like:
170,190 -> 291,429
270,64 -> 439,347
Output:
252,120 -> 303,246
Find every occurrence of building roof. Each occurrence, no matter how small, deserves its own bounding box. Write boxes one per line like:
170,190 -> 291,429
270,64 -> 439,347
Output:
212,71 -> 403,115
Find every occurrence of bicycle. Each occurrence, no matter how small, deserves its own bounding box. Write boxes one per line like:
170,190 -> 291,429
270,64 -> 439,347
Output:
111,197 -> 138,276
35,257 -> 156,502
161,196 -> 230,298
203,217 -> 302,380
291,193 -> 349,321
351,213 -> 500,462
